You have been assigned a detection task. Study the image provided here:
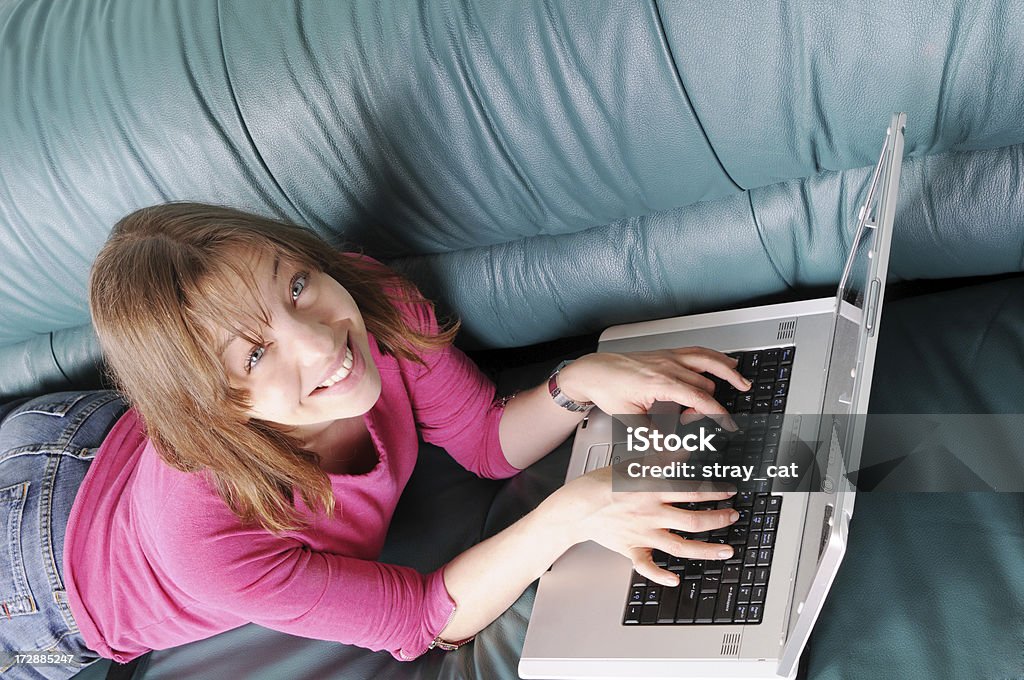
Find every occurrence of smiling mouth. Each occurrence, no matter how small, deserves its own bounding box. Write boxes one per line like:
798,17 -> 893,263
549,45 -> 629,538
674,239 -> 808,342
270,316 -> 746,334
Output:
313,343 -> 355,392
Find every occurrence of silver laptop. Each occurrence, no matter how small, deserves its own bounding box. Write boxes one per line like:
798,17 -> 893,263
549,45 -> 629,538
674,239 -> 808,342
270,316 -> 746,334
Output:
520,112 -> 906,680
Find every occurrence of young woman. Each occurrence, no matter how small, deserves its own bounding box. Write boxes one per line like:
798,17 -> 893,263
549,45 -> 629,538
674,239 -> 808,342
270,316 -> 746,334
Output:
0,202 -> 750,677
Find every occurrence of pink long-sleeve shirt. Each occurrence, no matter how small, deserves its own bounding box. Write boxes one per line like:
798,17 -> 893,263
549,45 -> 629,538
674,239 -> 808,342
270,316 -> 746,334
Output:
63,290 -> 520,664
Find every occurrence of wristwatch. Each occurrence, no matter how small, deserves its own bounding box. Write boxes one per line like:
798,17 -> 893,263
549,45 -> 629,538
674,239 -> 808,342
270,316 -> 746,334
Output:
547,360 -> 595,413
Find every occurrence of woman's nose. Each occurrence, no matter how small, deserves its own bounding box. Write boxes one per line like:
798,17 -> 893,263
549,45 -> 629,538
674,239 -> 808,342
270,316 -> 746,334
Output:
285,319 -> 336,362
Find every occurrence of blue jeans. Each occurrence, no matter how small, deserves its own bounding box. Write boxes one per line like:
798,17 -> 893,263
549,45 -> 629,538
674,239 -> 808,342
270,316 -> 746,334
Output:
0,391 -> 129,680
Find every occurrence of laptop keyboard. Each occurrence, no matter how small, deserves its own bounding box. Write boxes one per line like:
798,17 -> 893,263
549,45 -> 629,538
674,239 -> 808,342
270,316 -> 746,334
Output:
622,346 -> 795,626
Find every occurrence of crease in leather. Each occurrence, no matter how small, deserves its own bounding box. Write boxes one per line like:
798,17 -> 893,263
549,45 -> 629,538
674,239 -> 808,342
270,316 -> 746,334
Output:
214,0 -> 303,220
747,191 -> 792,289
650,0 -> 743,192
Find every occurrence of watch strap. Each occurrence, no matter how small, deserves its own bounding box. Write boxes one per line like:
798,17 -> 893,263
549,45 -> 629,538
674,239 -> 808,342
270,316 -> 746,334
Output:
548,360 -> 594,413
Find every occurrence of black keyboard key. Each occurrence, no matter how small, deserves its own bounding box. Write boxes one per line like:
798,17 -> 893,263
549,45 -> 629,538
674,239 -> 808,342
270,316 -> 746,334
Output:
743,550 -> 758,567
645,586 -> 661,604
767,496 -> 782,513
756,549 -> 773,567
738,586 -> 752,603
631,572 -> 647,587
624,604 -> 643,624
735,492 -> 755,508
700,574 -> 722,592
668,555 -> 687,571
762,349 -> 780,366
703,560 -> 724,575
754,567 -> 770,585
773,382 -> 789,397
695,593 -> 718,623
658,585 -> 681,623
770,397 -> 786,412
749,414 -> 768,431
741,568 -> 756,586
780,347 -> 794,364
753,496 -> 769,513
728,527 -> 748,545
641,604 -> 658,624
757,366 -> 777,382
760,532 -> 775,549
768,413 -> 785,429
684,560 -> 704,579
777,366 -> 791,381
725,547 -> 745,565
734,393 -> 754,412
753,399 -> 771,413
629,587 -> 644,604
714,584 -> 739,623
676,579 -> 700,622
747,602 -> 764,623
751,586 -> 766,603
734,603 -> 748,623
722,564 -> 742,583
652,550 -> 669,567
763,514 -> 778,531
746,531 -> 762,549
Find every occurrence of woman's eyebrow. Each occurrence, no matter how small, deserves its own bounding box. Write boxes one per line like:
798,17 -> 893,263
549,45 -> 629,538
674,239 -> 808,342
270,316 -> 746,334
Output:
216,255 -> 281,360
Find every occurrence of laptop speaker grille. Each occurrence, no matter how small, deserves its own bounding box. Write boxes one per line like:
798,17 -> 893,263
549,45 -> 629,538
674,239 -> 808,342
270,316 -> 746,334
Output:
777,320 -> 796,341
720,632 -> 741,657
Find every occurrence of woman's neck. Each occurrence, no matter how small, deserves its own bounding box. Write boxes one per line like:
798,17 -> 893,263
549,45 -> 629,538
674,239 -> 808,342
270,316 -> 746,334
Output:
298,417 -> 377,475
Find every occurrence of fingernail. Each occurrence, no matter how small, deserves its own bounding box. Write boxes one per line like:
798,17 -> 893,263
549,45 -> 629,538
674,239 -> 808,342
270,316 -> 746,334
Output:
718,548 -> 733,559
729,510 -> 739,521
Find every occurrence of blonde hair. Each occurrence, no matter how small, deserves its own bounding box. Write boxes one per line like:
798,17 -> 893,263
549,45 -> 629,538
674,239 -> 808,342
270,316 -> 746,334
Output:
89,202 -> 459,533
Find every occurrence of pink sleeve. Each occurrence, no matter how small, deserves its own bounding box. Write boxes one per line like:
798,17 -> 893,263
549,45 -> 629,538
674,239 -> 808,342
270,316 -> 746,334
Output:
155,481 -> 456,661
399,300 -> 522,479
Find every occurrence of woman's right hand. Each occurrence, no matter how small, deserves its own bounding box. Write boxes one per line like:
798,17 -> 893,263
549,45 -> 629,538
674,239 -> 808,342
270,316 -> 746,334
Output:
554,466 -> 739,587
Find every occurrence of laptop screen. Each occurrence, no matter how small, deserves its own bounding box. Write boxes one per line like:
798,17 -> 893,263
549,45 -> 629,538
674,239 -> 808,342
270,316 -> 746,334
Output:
819,126 -> 898,488
778,114 -> 904,677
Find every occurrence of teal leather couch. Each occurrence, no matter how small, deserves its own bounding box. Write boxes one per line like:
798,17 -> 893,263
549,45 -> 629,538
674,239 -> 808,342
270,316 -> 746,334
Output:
2,1 -> 1022,678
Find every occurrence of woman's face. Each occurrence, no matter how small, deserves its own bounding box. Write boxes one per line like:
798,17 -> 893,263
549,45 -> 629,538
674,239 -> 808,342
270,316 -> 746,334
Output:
217,249 -> 382,439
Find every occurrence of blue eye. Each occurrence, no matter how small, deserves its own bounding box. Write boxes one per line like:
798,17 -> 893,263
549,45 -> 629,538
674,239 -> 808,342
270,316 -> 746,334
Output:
291,272 -> 307,301
245,345 -> 265,373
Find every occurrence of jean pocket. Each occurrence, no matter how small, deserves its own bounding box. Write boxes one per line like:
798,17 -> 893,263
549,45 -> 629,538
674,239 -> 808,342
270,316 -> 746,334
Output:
0,481 -> 37,617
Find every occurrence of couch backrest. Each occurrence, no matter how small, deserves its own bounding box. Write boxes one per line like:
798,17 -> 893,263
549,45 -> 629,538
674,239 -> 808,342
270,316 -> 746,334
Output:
3,0 -> 1023,400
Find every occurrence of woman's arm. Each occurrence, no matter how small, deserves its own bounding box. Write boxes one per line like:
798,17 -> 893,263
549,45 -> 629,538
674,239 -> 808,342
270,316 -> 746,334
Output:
436,466 -> 740,643
499,347 -> 752,470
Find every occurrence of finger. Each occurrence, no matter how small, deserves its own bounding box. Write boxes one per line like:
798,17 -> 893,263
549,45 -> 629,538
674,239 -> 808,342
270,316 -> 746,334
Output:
665,383 -> 730,417
672,348 -> 752,392
631,549 -> 679,587
671,369 -> 716,395
661,535 -> 736,562
679,409 -> 703,427
656,486 -> 738,503
680,408 -> 738,432
661,507 -> 739,533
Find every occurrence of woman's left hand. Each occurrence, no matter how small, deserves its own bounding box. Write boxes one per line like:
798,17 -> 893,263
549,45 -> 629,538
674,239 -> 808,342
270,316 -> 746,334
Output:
556,348 -> 751,419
